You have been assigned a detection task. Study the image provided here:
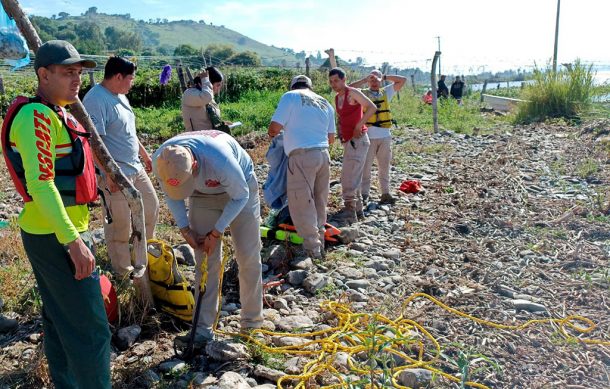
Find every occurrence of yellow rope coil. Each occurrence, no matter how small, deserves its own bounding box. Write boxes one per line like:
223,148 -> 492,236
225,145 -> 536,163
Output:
204,253 -> 608,388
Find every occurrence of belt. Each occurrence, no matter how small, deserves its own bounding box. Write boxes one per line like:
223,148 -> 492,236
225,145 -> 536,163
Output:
289,147 -> 327,157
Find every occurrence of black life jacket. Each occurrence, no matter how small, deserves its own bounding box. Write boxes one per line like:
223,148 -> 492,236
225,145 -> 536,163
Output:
1,96 -> 98,206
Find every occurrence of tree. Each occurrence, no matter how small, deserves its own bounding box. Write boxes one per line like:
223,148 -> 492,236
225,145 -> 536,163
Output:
74,21 -> 105,54
204,44 -> 236,64
296,50 -> 306,60
174,44 -> 199,56
105,26 -> 142,52
228,51 -> 261,66
85,7 -> 98,16
58,12 -> 69,19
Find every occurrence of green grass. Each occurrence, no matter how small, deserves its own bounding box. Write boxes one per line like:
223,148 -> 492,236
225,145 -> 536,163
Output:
516,60 -> 595,123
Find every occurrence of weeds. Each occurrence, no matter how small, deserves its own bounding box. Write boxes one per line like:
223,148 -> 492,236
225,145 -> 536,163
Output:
516,60 -> 595,123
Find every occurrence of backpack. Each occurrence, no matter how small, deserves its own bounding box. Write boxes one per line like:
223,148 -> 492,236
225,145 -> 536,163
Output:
147,239 -> 195,322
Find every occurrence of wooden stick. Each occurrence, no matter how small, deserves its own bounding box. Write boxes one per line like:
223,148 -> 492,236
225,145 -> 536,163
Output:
1,0 -> 153,307
325,48 -> 337,69
431,51 -> 441,133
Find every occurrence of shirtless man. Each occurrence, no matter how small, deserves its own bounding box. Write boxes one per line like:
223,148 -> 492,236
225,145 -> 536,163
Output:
328,67 -> 377,224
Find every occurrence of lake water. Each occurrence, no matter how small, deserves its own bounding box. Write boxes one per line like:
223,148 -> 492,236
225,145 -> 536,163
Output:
468,70 -> 610,94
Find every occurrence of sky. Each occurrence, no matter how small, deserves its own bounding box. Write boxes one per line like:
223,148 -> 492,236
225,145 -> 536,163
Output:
18,0 -> 610,73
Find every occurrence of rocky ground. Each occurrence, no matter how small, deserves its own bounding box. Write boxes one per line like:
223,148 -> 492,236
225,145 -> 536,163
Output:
1,120 -> 610,388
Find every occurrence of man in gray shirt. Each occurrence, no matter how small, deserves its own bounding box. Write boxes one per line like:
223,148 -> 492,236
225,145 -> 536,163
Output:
83,57 -> 159,277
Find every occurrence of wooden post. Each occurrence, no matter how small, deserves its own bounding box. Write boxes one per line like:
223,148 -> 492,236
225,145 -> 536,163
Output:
480,80 -> 488,103
177,61 -> 187,91
88,71 -> 96,86
305,57 -> 311,77
1,0 -> 153,307
395,69 -> 400,101
185,66 -> 194,86
431,51 -> 441,133
410,74 -> 416,94
0,75 -> 4,95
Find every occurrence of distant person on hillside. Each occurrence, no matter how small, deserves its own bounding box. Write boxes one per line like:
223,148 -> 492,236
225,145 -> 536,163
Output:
181,67 -> 231,134
450,76 -> 465,104
83,56 -> 159,277
328,67 -> 376,224
268,75 -> 336,259
437,75 -> 449,98
349,69 -> 406,205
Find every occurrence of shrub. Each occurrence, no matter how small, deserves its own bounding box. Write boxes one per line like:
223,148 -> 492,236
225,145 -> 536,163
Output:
516,60 -> 594,123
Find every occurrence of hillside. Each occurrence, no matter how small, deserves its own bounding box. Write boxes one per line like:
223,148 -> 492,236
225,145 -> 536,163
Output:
29,10 -> 299,65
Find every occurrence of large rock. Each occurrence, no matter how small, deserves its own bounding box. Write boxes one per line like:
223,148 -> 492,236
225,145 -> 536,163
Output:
290,257 -> 314,270
158,359 -> 186,374
397,368 -> 432,388
114,325 -> 141,351
0,316 -> 18,333
274,315 -> 314,332
345,279 -> 370,290
382,248 -> 401,260
216,371 -> 250,389
302,273 -> 329,294
338,227 -> 359,244
253,364 -> 286,382
173,244 -> 196,266
287,270 -> 308,286
205,340 -> 250,361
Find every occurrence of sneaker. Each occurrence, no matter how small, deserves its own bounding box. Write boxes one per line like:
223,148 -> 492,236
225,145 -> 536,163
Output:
379,193 -> 396,205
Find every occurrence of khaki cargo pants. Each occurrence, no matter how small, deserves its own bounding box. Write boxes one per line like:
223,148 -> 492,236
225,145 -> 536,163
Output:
189,178 -> 263,339
99,169 -> 159,276
341,133 -> 370,211
287,147 -> 330,254
361,136 -> 392,197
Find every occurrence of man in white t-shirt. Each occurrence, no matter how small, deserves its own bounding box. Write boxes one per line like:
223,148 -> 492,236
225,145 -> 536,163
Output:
268,75 -> 336,259
350,70 -> 406,205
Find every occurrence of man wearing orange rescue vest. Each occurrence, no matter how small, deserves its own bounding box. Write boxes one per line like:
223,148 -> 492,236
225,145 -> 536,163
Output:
0,40 -> 111,389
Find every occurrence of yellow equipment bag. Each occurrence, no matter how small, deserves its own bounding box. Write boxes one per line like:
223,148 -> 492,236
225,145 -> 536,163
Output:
147,239 -> 195,322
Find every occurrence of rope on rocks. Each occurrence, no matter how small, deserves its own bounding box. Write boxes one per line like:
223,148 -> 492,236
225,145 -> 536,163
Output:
204,254 -> 609,388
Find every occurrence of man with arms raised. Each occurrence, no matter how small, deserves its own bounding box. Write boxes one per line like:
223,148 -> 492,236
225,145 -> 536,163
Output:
328,67 -> 377,224
1,40 -> 110,388
349,69 -> 406,205
268,75 -> 336,259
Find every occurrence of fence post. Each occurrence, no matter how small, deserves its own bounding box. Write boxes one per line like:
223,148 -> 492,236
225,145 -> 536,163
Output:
185,66 -> 194,86
431,51 -> 441,133
88,71 -> 95,87
0,75 -> 4,95
480,80 -> 488,103
305,57 -> 311,77
395,69 -> 400,101
325,48 -> 337,69
411,74 -> 416,94
177,61 -> 187,92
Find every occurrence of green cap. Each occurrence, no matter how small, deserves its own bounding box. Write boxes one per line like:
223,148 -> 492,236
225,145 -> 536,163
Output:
34,40 -> 96,71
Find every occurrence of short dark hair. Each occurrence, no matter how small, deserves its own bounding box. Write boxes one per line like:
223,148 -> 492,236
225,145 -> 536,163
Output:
206,66 -> 224,84
329,67 -> 346,79
291,81 -> 311,90
104,56 -> 136,79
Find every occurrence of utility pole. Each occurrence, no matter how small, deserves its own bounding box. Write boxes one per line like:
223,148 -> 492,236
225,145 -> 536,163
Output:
435,36 -> 441,77
552,0 -> 561,73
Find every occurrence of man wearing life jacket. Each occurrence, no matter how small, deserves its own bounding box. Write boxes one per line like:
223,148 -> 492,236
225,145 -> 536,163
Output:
83,57 -> 159,277
152,131 -> 263,349
268,75 -> 336,259
0,40 -> 110,388
349,69 -> 406,205
328,67 -> 377,224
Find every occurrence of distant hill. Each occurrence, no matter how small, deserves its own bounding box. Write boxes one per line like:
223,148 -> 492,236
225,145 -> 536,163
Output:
29,9 -> 303,66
